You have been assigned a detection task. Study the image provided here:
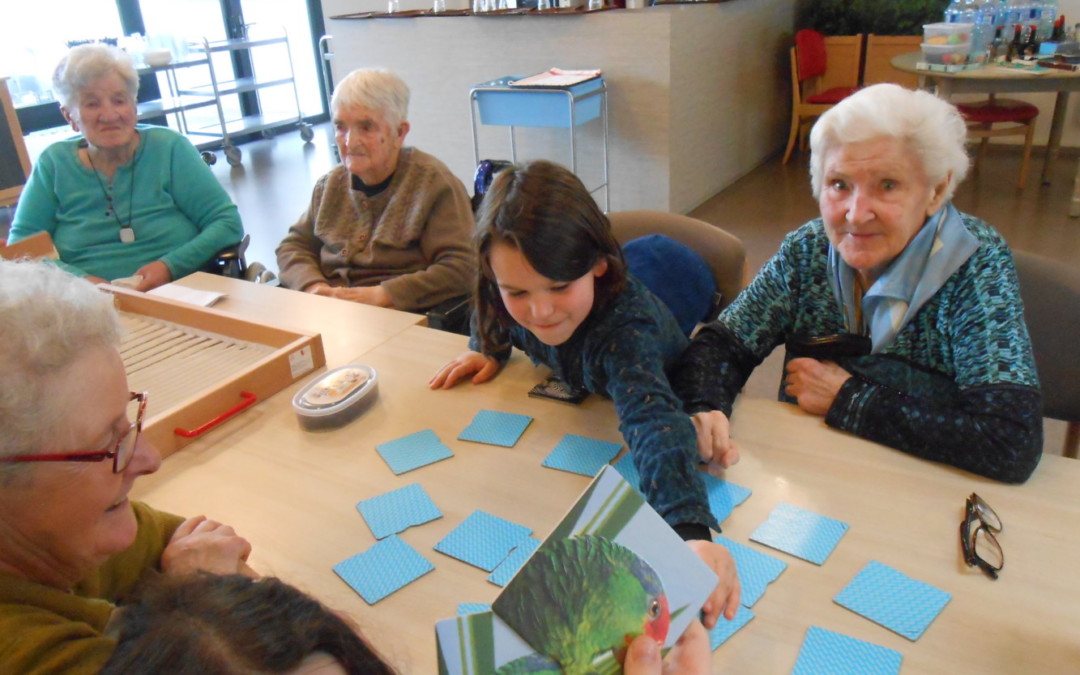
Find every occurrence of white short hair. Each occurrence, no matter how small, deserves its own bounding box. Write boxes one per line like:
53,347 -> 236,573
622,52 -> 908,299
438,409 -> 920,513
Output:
0,261 -> 121,465
53,43 -> 140,109
809,84 -> 970,201
331,68 -> 410,129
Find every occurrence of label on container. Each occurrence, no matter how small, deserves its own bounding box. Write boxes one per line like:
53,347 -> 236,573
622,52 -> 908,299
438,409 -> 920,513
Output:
302,367 -> 370,407
289,346 -> 316,379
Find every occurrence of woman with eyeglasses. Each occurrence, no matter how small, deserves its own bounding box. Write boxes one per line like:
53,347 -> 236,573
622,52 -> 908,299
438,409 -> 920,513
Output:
0,260 -> 253,672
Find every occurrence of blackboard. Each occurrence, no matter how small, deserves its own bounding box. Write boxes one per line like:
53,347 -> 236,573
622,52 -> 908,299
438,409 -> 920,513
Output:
0,78 -> 31,207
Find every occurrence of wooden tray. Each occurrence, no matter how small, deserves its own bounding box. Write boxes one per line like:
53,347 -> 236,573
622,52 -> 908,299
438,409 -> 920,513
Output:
105,285 -> 326,458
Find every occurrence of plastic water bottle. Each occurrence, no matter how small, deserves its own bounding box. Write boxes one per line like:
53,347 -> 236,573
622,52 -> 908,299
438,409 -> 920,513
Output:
973,0 -> 995,56
1039,0 -> 1059,41
945,0 -> 964,23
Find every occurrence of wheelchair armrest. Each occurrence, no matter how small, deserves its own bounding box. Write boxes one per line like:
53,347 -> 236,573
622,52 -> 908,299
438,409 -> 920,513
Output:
426,294 -> 472,336
205,234 -> 250,279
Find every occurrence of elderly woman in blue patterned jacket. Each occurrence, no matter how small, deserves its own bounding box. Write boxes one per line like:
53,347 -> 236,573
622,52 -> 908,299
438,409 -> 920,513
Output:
672,83 -> 1042,482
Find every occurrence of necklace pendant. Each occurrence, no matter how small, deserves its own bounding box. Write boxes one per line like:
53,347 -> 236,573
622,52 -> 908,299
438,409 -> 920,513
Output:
120,227 -> 136,244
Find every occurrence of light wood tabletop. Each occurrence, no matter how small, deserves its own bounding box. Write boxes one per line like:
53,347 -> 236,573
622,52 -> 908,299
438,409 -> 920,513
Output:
172,272 -> 425,366
131,313 -> 1080,673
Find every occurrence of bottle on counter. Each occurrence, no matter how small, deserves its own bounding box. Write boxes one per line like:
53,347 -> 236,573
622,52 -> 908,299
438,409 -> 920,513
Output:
1039,0 -> 1059,40
990,25 -> 1007,60
1024,23 -> 1040,56
1006,23 -> 1024,60
944,0 -> 964,22
1050,14 -> 1066,41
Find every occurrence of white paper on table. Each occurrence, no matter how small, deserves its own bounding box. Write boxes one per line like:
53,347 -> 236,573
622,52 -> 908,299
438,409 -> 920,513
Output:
147,283 -> 225,307
510,68 -> 603,88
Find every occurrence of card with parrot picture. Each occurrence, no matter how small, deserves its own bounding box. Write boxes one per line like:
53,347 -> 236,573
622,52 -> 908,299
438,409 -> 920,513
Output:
435,465 -> 719,674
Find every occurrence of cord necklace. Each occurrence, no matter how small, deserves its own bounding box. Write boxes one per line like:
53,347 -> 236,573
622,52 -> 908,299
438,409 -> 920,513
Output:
86,145 -> 137,244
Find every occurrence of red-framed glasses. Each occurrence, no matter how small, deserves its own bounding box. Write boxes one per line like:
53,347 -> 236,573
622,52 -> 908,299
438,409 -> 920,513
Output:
1,392 -> 147,474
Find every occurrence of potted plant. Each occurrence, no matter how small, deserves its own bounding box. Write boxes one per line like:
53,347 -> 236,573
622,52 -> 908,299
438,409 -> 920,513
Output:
796,0 -> 950,36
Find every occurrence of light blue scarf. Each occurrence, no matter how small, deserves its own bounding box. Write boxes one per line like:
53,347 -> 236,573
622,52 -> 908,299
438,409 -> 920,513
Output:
827,202 -> 980,354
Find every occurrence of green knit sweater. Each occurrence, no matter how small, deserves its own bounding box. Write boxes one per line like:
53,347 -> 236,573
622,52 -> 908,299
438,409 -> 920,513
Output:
0,502 -> 183,674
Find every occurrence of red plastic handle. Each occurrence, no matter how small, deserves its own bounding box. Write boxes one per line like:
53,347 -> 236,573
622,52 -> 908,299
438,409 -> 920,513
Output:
174,391 -> 257,438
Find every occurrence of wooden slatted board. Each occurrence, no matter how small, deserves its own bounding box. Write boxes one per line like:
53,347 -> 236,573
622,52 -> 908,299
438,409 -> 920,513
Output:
106,285 -> 326,458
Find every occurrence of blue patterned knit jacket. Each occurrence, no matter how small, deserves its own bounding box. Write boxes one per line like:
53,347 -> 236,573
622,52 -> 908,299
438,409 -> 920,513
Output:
671,211 -> 1042,483
471,275 -> 718,534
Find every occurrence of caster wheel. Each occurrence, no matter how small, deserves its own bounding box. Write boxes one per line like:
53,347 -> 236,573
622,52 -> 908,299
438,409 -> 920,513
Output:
225,145 -> 242,167
200,151 -> 217,166
299,123 -> 314,142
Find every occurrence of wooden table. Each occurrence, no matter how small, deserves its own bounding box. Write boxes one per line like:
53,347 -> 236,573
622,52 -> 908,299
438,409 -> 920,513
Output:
892,51 -> 1080,212
131,301 -> 1080,673
172,272 -> 425,366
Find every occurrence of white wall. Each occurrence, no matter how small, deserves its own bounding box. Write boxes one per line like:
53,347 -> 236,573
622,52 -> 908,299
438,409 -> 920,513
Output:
320,0 -> 797,213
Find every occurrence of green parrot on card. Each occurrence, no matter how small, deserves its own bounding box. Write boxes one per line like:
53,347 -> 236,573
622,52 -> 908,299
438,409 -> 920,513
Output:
493,535 -> 670,675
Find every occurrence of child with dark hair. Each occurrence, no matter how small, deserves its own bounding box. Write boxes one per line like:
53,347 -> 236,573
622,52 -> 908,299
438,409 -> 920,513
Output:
429,160 -> 740,627
101,574 -> 395,675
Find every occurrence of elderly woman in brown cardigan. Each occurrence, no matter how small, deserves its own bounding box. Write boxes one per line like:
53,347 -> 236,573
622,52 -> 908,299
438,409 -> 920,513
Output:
276,68 -> 476,312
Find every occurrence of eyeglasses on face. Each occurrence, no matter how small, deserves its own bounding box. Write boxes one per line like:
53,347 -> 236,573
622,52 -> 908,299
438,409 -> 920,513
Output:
960,492 -> 1004,580
0,392 -> 147,475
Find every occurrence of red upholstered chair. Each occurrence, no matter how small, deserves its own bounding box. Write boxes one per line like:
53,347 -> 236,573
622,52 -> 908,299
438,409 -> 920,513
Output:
783,30 -> 862,164
956,94 -> 1039,189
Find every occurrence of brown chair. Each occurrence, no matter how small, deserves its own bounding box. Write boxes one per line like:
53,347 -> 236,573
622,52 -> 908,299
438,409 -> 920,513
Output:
862,35 -> 922,88
957,94 -> 1039,190
607,210 -> 747,319
0,77 -> 32,208
783,30 -> 863,164
0,231 -> 58,261
1013,250 -> 1080,458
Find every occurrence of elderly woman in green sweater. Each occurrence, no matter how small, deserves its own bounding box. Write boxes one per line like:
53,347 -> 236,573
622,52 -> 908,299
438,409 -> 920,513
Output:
8,44 -> 244,292
0,260 -> 253,672
276,68 -> 476,312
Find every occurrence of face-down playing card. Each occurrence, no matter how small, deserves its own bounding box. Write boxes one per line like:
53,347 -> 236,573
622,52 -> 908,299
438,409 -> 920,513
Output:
458,410 -> 533,447
749,502 -> 849,565
713,535 -> 787,608
375,429 -> 454,474
434,510 -> 533,572
791,626 -> 903,675
833,560 -> 951,641
356,482 -> 442,539
333,534 -> 434,605
542,433 -> 623,476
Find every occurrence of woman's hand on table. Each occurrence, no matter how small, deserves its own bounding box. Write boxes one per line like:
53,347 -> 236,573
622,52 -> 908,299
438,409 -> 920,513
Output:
133,261 -> 172,292
428,350 -> 502,389
686,539 -> 741,627
691,411 -> 740,469
622,618 -> 711,674
313,284 -> 393,307
161,515 -> 254,578
784,358 -> 852,416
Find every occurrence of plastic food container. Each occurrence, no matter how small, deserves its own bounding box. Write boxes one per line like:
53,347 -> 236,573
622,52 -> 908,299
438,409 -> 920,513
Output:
921,41 -> 973,65
292,365 -> 378,430
923,22 -> 973,45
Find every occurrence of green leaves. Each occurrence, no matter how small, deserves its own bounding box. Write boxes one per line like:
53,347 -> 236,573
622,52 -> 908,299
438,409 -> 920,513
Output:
796,0 -> 951,36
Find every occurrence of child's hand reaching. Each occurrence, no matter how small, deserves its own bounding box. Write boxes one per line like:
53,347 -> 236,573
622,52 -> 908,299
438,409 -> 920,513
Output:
685,539 -> 741,628
429,350 -> 502,389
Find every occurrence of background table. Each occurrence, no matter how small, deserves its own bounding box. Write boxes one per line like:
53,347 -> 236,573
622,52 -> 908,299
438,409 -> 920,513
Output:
892,51 -> 1080,203
132,285 -> 1080,674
